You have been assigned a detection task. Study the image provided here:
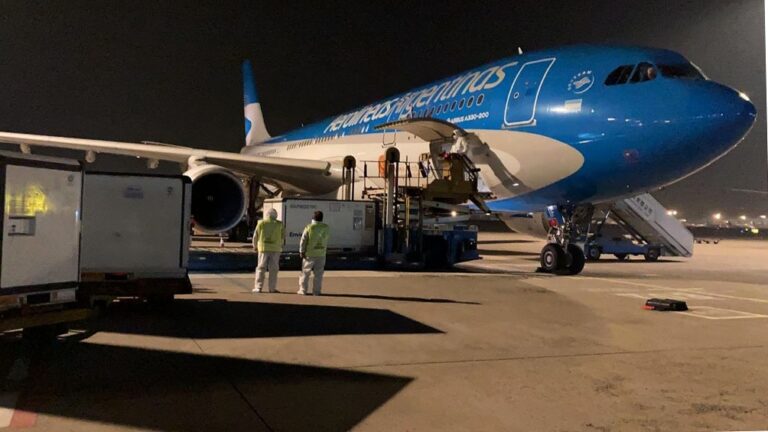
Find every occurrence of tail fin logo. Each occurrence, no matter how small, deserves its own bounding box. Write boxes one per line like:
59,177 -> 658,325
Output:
242,60 -> 271,146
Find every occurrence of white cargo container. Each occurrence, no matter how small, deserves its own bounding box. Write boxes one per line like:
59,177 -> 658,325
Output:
262,198 -> 377,253
0,152 -> 82,313
79,173 -> 191,300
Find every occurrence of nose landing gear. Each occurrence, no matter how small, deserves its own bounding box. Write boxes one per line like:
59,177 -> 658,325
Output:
538,204 -> 591,275
539,243 -> 586,275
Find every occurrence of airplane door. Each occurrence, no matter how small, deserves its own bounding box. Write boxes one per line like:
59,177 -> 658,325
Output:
503,58 -> 555,127
381,103 -> 403,147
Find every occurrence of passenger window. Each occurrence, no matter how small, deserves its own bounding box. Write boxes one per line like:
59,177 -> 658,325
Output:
476,94 -> 484,106
450,101 -> 457,111
605,65 -> 634,85
467,96 -> 474,108
458,99 -> 465,110
443,102 -> 450,112
630,62 -> 657,84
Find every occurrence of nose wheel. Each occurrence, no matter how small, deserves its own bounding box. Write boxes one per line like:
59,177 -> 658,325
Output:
538,204 -> 592,275
539,243 -> 586,275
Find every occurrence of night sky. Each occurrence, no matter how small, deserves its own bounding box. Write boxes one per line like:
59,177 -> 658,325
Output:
0,0 -> 764,220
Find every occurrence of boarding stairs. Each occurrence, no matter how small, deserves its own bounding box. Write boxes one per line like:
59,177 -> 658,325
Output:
603,193 -> 694,257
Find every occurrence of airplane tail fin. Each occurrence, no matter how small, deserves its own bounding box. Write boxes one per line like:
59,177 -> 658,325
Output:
243,60 -> 270,146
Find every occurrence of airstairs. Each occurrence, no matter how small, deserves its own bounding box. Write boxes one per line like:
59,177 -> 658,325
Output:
602,193 -> 694,257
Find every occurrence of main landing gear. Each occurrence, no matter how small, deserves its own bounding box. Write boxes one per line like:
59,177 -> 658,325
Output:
538,204 -> 591,275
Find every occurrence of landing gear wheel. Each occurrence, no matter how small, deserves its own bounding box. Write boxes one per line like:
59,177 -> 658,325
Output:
540,244 -> 565,273
644,248 -> 660,262
566,244 -> 586,275
615,253 -> 629,261
586,245 -> 601,261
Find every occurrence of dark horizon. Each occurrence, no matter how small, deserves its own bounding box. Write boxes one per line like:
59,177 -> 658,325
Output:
0,0 -> 764,220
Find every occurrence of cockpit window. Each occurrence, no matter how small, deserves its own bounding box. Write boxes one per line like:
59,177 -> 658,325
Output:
658,63 -> 705,80
629,62 -> 657,83
605,65 -> 634,85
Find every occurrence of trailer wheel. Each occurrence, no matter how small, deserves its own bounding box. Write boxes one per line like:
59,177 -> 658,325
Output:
644,248 -> 660,262
586,246 -> 601,261
614,253 -> 629,261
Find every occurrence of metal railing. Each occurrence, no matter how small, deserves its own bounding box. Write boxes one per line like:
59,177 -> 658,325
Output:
359,155 -> 480,196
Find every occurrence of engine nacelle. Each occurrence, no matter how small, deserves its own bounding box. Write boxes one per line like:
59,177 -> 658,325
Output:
184,164 -> 247,233
498,212 -> 550,239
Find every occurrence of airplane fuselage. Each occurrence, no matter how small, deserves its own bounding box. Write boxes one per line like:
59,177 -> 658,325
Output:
242,45 -> 756,212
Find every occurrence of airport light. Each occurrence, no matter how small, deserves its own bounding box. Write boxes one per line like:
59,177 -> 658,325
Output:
666,209 -> 678,216
739,215 -> 747,221
761,215 -> 767,219
713,213 -> 722,221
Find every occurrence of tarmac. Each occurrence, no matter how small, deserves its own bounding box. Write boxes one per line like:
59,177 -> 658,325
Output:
1,232 -> 767,431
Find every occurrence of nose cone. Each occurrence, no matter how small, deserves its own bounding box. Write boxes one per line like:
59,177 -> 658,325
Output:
705,84 -> 757,154
641,82 -> 758,188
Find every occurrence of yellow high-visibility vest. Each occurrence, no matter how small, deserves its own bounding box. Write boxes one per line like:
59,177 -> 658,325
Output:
255,219 -> 284,252
303,222 -> 329,257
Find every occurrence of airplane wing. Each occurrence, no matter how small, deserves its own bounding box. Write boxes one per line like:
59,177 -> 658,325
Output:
0,132 -> 339,194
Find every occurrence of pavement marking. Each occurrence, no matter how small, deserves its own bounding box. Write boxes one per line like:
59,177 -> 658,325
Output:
686,290 -> 768,305
581,276 -> 768,306
678,306 -> 768,320
614,293 -> 651,300
577,276 -> 692,291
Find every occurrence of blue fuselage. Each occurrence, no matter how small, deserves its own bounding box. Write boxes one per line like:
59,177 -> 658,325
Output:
250,45 -> 757,211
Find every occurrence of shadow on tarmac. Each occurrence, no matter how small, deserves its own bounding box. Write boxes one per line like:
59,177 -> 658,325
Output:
477,239 -> 536,245
320,293 -> 480,305
0,338 -> 411,432
72,299 -> 443,339
479,249 -> 540,257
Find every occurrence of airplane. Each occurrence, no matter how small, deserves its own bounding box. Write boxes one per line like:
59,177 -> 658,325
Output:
0,44 -> 756,275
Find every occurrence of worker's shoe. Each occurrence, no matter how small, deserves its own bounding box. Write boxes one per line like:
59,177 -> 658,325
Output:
252,288 -> 262,293
296,289 -> 309,295
269,289 -> 279,294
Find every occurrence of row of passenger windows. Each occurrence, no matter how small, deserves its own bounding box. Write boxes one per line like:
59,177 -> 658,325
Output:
287,92 -> 489,149
605,62 -> 704,86
414,93 -> 485,118
286,134 -> 335,150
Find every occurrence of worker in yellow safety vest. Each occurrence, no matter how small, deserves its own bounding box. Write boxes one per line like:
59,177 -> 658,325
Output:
298,210 -> 330,295
252,208 -> 284,293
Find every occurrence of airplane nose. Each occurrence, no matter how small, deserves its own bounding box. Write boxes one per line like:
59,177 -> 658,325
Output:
733,91 -> 757,131
718,85 -> 756,136
699,84 -> 757,156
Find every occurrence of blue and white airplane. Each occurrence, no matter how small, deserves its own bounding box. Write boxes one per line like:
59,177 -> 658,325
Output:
0,44 -> 756,274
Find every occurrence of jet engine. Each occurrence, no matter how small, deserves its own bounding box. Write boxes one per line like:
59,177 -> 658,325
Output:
184,164 -> 247,233
497,212 -> 550,239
